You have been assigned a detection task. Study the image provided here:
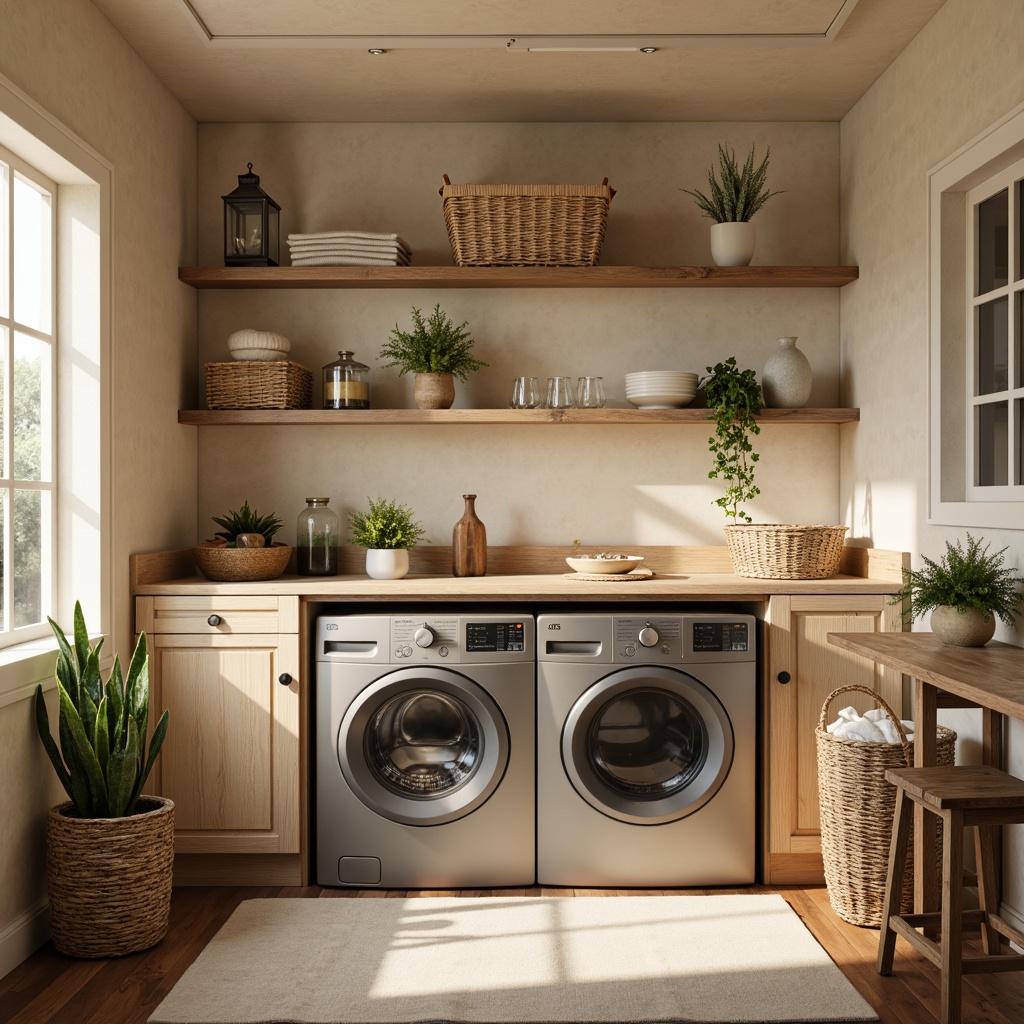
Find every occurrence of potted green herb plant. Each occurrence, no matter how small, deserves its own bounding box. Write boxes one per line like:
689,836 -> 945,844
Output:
891,534 -> 1023,647
348,496 -> 428,579
681,143 -> 783,266
34,602 -> 173,957
194,500 -> 291,581
379,303 -> 488,409
703,357 -> 848,579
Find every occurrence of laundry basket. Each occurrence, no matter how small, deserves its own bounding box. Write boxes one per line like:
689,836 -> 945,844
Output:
815,683 -> 956,927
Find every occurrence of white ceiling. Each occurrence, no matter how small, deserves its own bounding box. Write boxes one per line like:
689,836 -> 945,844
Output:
91,0 -> 948,122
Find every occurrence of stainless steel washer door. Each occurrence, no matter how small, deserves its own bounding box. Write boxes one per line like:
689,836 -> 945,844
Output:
562,666 -> 734,825
339,667 -> 510,825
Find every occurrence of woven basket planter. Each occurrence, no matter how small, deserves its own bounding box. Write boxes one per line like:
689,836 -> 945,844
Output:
440,175 -> 614,267
816,684 -> 956,928
46,796 -> 174,957
205,360 -> 312,410
724,523 -> 849,579
193,542 -> 292,581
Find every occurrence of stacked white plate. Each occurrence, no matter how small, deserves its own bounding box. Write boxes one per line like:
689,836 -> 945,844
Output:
625,371 -> 698,409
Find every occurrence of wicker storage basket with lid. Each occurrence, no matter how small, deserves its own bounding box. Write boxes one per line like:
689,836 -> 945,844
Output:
440,174 -> 614,267
816,684 -> 956,927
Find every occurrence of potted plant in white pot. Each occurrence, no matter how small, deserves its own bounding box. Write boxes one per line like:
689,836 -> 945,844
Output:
891,534 -> 1022,646
348,496 -> 428,579
379,303 -> 488,409
702,357 -> 847,579
34,602 -> 172,957
681,143 -> 783,266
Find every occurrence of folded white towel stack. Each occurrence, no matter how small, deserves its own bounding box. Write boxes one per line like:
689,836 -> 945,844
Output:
826,706 -> 915,743
287,231 -> 412,267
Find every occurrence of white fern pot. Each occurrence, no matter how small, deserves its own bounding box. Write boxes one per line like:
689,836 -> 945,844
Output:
762,336 -> 813,408
710,221 -> 756,267
365,548 -> 410,580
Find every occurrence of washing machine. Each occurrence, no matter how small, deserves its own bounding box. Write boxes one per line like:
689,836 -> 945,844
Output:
536,611 -> 756,887
316,611 -> 535,888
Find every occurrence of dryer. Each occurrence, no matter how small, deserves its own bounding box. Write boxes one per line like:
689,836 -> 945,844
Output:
536,611 -> 756,887
316,611 -> 535,888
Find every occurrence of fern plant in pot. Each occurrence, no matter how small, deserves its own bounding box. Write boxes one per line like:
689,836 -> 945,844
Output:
34,602 -> 173,957
702,357 -> 847,579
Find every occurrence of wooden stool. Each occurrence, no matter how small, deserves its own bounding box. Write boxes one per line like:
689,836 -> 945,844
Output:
877,765 -> 1024,1024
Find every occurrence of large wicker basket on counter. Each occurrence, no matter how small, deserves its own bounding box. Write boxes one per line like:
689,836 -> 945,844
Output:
440,174 -> 614,267
724,523 -> 849,579
205,360 -> 312,410
816,684 -> 956,928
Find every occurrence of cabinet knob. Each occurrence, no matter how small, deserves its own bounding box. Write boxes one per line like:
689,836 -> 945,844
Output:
777,671 -> 791,684
279,673 -> 293,686
207,614 -> 222,627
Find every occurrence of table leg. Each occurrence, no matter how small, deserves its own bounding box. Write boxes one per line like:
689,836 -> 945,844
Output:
982,708 -> 1004,912
914,678 -> 939,928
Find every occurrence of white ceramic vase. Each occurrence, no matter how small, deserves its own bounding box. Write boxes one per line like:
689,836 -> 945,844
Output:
710,221 -> 756,267
365,548 -> 410,580
761,336 -> 813,408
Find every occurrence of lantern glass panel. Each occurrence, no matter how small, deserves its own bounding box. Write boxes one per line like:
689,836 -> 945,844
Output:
225,201 -> 265,259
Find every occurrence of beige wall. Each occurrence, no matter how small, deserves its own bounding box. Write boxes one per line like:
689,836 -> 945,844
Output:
196,122 -> 843,547
839,0 -> 1024,921
0,0 -> 196,973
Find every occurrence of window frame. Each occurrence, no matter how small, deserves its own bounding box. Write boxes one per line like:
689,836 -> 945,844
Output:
928,99 -> 1024,529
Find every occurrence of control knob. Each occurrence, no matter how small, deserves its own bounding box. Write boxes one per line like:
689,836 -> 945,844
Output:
638,623 -> 659,648
414,625 -> 437,648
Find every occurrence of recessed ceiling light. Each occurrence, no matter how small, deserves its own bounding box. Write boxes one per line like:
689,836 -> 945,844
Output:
367,48 -> 386,55
639,47 -> 657,54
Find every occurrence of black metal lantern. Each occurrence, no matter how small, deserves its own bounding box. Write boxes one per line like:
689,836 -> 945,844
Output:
222,163 -> 280,267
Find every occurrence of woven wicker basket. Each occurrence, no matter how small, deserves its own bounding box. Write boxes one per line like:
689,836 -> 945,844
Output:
816,684 -> 956,928
46,797 -> 174,957
724,523 -> 849,579
205,360 -> 312,410
440,174 -> 614,267
194,542 -> 292,581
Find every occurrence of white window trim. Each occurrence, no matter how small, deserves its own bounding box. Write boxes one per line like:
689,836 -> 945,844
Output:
0,70 -> 112,697
928,98 -> 1024,528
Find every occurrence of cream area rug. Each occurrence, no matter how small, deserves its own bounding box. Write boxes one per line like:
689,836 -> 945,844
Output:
150,895 -> 878,1024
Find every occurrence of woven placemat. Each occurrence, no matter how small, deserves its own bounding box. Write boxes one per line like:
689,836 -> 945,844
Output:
563,568 -> 654,582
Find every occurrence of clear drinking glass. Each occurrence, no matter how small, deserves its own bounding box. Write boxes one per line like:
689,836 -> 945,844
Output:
576,376 -> 606,408
545,376 -> 575,409
510,376 -> 540,409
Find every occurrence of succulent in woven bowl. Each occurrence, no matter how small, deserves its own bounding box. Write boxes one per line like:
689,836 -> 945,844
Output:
194,501 -> 292,581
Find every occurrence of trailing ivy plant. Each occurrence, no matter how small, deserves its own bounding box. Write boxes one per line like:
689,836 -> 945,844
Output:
890,534 -> 1023,626
681,143 -> 783,223
348,496 -> 428,550
701,357 -> 763,523
379,303 -> 488,381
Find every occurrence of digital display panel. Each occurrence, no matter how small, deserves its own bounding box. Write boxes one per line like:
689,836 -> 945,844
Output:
466,621 -> 525,652
693,622 -> 749,652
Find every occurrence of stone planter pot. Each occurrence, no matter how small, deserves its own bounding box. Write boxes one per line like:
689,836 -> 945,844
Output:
414,372 -> 456,409
46,796 -> 175,957
930,605 -> 996,647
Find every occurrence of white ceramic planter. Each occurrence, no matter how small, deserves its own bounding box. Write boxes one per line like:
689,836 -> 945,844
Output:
365,548 -> 410,580
710,221 -> 756,267
762,336 -> 812,408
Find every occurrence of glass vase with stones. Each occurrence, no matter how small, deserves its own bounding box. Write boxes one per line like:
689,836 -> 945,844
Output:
323,351 -> 370,409
296,497 -> 340,576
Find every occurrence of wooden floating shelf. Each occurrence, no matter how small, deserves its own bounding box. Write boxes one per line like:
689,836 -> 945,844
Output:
178,265 -> 859,290
178,408 -> 861,426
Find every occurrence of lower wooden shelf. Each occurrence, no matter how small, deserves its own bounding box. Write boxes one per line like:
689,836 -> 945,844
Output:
178,407 -> 860,426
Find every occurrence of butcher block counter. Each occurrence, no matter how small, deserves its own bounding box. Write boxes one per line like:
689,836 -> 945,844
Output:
130,544 -> 908,889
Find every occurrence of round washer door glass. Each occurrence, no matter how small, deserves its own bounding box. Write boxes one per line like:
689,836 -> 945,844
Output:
339,667 -> 509,826
562,666 -> 734,825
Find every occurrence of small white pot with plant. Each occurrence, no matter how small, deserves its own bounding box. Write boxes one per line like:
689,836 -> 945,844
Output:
681,144 -> 783,267
379,303 -> 488,409
890,534 -> 1022,647
348,496 -> 428,579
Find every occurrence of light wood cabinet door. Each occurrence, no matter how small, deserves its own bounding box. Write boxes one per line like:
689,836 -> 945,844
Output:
763,594 -> 903,884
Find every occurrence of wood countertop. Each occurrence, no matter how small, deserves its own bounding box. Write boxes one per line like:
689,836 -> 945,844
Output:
131,544 -> 907,599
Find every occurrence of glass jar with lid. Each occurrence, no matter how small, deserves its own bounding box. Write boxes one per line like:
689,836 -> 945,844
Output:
322,350 -> 370,409
296,497 -> 340,576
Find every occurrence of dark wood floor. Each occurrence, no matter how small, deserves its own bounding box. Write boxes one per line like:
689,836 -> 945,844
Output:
2,884 -> 1024,1024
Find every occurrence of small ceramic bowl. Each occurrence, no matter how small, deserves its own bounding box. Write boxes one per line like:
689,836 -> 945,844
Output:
565,554 -> 644,575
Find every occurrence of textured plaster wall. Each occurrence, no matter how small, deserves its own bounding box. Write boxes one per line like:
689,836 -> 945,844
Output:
196,122 -> 842,548
0,0 -> 196,971
839,0 -> 1024,920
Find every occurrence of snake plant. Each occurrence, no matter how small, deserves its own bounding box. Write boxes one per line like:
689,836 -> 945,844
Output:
34,602 -> 169,818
